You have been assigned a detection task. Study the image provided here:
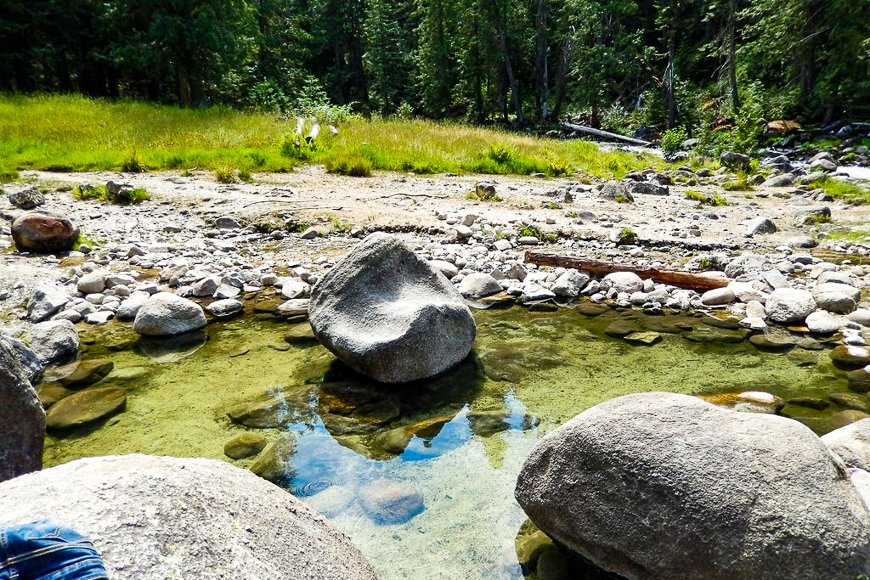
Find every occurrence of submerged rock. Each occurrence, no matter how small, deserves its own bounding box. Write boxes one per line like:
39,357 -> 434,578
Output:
359,479 -> 425,524
224,432 -> 268,460
0,338 -> 44,484
250,436 -> 296,484
44,387 -> 126,431
0,455 -> 378,579
309,233 -> 476,383
515,392 -> 870,580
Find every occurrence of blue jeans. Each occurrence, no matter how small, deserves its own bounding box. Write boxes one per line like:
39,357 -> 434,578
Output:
0,519 -> 108,580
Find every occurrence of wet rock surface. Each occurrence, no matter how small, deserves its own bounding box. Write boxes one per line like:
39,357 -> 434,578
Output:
11,212 -> 79,253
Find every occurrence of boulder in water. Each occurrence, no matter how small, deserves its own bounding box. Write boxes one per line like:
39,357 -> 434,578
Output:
515,392 -> 870,580
308,233 -> 476,383
133,292 -> 207,336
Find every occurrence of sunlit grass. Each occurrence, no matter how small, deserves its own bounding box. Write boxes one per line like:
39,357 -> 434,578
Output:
809,177 -> 870,205
0,94 -> 666,179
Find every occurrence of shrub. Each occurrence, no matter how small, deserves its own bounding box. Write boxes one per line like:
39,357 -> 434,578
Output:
325,153 -> 372,177
660,127 -> 688,156
617,227 -> 638,244
685,190 -> 727,206
722,172 -> 754,191
121,151 -> 145,173
215,166 -> 236,183
280,136 -> 316,161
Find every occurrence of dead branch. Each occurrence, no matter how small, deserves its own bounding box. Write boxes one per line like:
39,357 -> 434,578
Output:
525,251 -> 731,291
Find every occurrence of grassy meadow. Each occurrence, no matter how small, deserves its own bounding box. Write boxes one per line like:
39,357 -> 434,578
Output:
0,94 -> 664,181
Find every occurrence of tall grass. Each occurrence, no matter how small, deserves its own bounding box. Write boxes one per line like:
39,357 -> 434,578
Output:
0,94 -> 664,179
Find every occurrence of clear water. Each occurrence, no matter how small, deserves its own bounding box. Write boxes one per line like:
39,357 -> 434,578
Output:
43,305 -> 853,580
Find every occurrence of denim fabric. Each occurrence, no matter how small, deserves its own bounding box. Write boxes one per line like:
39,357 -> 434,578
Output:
0,519 -> 108,580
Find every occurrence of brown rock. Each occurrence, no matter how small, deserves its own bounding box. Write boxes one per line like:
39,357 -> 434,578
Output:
37,382 -> 73,408
11,212 -> 79,253
848,367 -> 870,393
59,359 -> 114,388
45,387 -> 126,431
0,339 -> 45,483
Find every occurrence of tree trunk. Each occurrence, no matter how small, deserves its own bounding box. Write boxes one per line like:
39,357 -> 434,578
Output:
666,29 -> 676,128
551,30 -> 575,121
727,0 -> 740,114
525,252 -> 732,290
178,66 -> 192,107
535,0 -> 549,121
493,8 -> 523,124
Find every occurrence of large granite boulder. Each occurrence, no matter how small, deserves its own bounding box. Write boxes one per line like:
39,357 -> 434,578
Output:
515,392 -> 870,580
0,454 -> 378,579
11,212 -> 79,253
28,319 -> 79,366
765,288 -> 816,324
0,338 -> 44,483
309,233 -> 476,383
0,335 -> 44,385
133,292 -> 207,336
822,418 -> 870,471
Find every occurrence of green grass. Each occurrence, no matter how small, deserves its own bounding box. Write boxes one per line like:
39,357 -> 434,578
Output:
0,94 -> 666,179
809,177 -> 870,205
73,183 -> 150,204
722,172 -> 754,191
617,227 -> 637,244
685,190 -> 727,206
827,227 -> 870,243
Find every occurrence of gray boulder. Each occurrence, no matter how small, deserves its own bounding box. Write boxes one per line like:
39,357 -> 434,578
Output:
133,292 -> 207,336
26,283 -> 70,322
601,272 -> 643,294
0,335 -> 44,385
813,283 -> 860,314
77,271 -> 106,294
720,151 -> 750,170
598,181 -> 634,202
0,454 -> 378,579
206,298 -> 243,318
515,392 -> 870,580
724,253 -> 767,280
8,185 -> 44,209
117,291 -> 150,320
765,288 -> 816,323
822,419 -> 870,471
744,217 -> 777,236
628,181 -> 668,196
0,338 -> 44,484
551,269 -> 590,297
309,233 -> 476,383
29,320 -> 79,366
457,273 -> 502,299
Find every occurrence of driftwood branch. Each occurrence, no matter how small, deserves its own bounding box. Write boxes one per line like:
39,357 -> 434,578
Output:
377,193 -> 448,199
295,117 -> 305,135
561,122 -> 652,147
525,252 -> 731,291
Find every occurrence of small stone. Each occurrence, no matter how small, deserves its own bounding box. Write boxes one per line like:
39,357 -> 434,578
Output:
457,273 -> 502,298
206,299 -> 243,318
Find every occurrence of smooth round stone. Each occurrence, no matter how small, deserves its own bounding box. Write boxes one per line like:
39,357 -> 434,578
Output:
831,345 -> 870,370
77,272 -> 106,294
305,485 -> 357,518
133,293 -> 207,336
224,432 -> 267,460
11,213 -> 79,253
806,311 -> 842,335
250,437 -> 296,484
107,366 -> 150,382
847,367 -> 870,393
623,331 -> 662,346
44,387 -> 126,431
359,479 -> 425,525
206,299 -> 243,318
59,360 -> 114,388
765,288 -> 816,324
701,287 -> 735,306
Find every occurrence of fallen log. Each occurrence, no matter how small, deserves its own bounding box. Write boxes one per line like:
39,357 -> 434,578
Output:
561,122 -> 652,147
525,252 -> 731,291
295,117 -> 305,135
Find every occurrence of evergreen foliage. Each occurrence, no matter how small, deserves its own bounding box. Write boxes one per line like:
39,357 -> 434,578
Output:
0,0 -> 867,127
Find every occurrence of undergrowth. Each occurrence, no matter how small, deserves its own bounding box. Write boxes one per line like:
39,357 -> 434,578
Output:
685,190 -> 727,206
809,177 -> 870,205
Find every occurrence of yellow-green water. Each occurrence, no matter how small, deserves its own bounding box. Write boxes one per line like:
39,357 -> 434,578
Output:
43,305 -> 854,580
